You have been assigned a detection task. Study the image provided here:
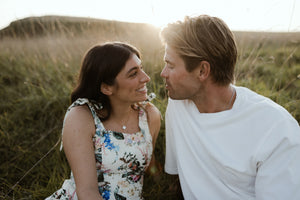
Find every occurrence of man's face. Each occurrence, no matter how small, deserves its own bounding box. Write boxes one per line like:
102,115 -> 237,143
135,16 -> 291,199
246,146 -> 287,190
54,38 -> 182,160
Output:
160,45 -> 200,100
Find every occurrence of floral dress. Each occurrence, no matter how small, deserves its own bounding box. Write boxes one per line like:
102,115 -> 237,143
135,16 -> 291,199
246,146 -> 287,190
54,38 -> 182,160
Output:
46,98 -> 153,200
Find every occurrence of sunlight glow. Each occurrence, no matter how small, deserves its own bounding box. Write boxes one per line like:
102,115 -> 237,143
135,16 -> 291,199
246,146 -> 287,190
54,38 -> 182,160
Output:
0,0 -> 299,31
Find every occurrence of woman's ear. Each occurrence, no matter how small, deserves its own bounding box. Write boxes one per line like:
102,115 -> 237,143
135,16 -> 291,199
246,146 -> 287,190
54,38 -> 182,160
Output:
100,83 -> 113,95
198,61 -> 210,81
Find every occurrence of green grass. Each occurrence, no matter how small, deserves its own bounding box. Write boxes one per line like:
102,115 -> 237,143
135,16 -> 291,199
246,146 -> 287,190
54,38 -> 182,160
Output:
0,16 -> 299,199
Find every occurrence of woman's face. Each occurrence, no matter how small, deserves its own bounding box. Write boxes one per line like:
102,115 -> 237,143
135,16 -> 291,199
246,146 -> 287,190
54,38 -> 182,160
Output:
110,54 -> 150,103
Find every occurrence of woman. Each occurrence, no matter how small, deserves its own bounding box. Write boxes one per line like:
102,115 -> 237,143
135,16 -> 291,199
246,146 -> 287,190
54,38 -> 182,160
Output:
46,42 -> 161,200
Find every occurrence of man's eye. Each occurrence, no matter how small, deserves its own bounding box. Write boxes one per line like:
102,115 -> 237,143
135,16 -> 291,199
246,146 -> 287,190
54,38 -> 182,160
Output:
165,62 -> 173,68
167,64 -> 174,69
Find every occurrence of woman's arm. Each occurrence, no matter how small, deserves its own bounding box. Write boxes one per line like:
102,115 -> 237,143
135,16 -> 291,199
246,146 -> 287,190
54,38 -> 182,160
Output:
62,105 -> 103,200
145,102 -> 161,149
145,103 -> 162,175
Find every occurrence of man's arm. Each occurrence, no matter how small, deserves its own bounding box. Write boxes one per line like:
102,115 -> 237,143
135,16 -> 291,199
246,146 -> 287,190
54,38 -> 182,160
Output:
255,119 -> 300,200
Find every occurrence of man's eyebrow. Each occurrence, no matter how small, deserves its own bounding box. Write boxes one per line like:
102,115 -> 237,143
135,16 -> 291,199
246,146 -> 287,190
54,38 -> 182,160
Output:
164,59 -> 174,65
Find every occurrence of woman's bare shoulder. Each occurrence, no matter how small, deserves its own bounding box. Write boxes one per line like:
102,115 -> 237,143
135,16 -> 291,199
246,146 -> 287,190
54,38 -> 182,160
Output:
63,105 -> 95,136
144,102 -> 161,122
143,102 -> 161,141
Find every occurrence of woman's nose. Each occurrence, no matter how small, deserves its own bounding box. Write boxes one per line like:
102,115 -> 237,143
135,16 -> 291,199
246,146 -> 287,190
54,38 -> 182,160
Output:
141,70 -> 150,83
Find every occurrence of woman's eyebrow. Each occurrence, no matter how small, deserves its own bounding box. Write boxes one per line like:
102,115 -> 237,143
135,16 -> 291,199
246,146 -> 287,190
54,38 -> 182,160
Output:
126,66 -> 139,75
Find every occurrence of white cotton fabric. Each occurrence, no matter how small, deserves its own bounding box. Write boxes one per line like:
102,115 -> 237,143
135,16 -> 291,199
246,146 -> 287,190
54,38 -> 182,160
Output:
165,86 -> 300,200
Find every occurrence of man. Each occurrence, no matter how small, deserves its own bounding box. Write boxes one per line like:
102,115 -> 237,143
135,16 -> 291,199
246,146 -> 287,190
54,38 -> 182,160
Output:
160,15 -> 300,200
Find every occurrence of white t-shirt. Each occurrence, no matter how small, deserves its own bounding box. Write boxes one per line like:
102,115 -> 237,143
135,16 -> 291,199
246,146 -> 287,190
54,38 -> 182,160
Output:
165,86 -> 300,200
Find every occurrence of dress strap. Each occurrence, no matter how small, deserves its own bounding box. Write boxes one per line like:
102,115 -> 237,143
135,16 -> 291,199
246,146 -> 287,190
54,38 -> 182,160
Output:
60,98 -> 105,150
67,98 -> 103,129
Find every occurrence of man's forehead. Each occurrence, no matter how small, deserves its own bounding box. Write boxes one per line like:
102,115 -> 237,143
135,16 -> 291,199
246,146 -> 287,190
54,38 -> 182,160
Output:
164,44 -> 175,60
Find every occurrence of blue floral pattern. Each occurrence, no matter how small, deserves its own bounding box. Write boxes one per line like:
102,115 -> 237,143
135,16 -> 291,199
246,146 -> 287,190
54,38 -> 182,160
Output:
46,98 -> 153,200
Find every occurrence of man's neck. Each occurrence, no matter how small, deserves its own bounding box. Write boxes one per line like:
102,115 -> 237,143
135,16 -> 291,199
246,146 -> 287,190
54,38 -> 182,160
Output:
191,84 -> 235,113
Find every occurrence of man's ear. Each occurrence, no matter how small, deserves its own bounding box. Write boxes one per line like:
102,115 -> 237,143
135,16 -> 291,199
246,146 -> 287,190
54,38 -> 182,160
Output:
197,61 -> 210,81
101,83 -> 113,95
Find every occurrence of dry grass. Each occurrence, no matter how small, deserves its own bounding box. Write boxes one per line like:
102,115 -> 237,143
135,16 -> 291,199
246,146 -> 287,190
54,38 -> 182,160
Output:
0,16 -> 299,199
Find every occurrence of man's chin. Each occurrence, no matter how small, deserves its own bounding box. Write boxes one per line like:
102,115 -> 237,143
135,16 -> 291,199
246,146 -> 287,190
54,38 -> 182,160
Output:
167,90 -> 184,100
168,93 -> 183,100
169,97 -> 182,100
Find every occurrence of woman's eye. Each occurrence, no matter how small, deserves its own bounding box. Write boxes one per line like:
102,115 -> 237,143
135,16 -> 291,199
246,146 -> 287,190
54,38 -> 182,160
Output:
130,71 -> 138,77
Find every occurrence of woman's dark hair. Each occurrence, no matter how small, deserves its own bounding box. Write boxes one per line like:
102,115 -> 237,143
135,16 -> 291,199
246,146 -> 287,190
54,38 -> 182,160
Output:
71,42 -> 141,120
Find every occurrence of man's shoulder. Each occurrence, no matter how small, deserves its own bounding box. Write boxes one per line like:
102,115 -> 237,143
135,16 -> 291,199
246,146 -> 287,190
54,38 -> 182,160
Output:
235,86 -> 297,124
235,86 -> 280,108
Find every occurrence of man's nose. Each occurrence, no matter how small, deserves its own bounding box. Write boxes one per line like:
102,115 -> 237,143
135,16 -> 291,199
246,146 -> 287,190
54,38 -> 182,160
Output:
160,66 -> 168,78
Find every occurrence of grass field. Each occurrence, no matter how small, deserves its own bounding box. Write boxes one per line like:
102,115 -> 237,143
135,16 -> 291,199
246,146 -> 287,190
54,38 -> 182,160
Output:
0,16 -> 299,200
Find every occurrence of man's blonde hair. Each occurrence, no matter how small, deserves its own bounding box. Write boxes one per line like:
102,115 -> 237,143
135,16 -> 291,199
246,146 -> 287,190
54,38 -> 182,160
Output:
160,15 -> 237,85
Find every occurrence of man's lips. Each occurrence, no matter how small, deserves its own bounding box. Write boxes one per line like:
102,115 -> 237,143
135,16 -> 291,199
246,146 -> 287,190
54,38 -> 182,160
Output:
165,83 -> 170,89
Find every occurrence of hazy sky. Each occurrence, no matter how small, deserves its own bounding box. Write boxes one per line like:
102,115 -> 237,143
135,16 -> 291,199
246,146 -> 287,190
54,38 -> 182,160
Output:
0,0 -> 299,32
